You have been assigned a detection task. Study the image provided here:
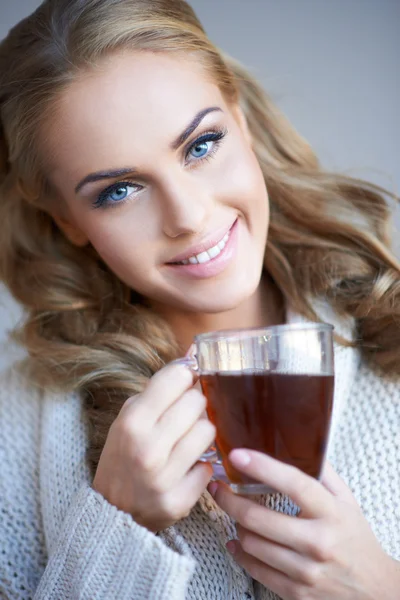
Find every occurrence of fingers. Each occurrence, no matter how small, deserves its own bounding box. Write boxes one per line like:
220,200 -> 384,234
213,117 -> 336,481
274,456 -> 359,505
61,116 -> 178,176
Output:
154,388 -> 208,454
162,418 -> 216,487
226,540 -> 292,598
138,461 -> 213,533
125,362 -> 196,425
236,525 -> 315,584
212,482 -> 309,553
228,450 -> 334,518
126,398 -> 215,491
166,461 -> 213,518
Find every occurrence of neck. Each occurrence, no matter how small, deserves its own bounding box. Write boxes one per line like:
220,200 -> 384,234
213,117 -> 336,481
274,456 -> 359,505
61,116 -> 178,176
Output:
153,271 -> 286,354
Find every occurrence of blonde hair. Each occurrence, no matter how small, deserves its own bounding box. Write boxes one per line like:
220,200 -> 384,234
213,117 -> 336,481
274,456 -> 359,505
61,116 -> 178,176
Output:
0,0 -> 399,474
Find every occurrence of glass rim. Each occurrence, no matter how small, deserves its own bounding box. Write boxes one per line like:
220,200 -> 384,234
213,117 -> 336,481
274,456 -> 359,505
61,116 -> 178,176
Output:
194,321 -> 334,343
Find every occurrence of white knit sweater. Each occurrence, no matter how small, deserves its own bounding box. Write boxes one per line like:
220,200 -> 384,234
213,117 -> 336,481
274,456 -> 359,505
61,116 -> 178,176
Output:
0,304 -> 399,600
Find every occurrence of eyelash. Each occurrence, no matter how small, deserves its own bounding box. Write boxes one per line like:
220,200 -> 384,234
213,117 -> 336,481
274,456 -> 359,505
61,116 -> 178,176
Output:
92,126 -> 228,209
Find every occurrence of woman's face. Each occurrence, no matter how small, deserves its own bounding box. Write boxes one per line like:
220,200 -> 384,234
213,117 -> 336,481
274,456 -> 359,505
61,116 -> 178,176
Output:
44,51 -> 269,314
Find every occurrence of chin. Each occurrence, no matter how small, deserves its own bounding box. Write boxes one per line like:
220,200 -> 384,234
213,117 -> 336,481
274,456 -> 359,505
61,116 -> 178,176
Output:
184,278 -> 259,315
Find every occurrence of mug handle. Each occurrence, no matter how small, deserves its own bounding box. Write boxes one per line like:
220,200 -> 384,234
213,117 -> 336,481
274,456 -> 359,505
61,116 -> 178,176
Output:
169,356 -> 226,472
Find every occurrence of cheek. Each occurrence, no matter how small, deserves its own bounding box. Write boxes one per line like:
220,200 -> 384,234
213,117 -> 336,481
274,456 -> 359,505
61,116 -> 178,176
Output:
79,210 -> 158,288
215,141 -> 268,224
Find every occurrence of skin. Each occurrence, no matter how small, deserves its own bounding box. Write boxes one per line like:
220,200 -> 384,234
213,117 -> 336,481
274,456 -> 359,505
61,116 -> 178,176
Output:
43,51 -> 281,351
210,451 -> 400,600
40,51 -> 399,597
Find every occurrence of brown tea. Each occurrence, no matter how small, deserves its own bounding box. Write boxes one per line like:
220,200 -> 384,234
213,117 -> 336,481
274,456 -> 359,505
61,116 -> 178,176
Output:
200,371 -> 334,484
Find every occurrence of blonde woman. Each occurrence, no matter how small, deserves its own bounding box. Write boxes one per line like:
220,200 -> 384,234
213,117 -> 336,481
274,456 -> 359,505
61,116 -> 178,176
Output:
0,1 -> 399,599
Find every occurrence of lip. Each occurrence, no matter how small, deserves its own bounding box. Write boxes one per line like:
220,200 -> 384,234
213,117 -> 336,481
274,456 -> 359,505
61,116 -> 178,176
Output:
164,218 -> 239,280
167,220 -> 237,264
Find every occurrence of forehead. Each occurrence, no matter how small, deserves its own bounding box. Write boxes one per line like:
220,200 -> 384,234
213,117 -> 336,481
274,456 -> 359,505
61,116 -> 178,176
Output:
44,52 -> 226,178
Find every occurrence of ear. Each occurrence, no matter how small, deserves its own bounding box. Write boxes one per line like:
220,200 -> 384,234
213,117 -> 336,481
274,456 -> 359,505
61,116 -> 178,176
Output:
52,213 -> 89,248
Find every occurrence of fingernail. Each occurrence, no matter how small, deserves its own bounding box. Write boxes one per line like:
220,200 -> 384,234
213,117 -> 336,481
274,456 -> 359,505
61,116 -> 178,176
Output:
226,540 -> 237,555
169,357 -> 197,372
208,482 -> 218,498
229,449 -> 251,467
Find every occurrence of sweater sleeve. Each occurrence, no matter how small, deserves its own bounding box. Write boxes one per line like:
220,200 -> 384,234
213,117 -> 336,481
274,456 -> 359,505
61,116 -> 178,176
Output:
0,362 -> 196,600
33,483 -> 195,600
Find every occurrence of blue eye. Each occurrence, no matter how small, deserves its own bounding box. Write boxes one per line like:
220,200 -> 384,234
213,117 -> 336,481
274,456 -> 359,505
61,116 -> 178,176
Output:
109,185 -> 131,202
186,129 -> 226,164
94,182 -> 139,209
189,141 -> 210,159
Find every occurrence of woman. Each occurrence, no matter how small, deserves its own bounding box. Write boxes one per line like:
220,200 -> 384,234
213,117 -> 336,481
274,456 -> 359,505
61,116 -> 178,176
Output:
0,1 -> 398,598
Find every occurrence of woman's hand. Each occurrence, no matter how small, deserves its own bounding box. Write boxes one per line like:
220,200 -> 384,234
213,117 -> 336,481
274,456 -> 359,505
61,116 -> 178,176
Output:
209,450 -> 400,600
93,361 -> 215,532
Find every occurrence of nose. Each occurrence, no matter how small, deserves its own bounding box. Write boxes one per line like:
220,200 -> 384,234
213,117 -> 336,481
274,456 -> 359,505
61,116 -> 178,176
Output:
159,172 -> 213,238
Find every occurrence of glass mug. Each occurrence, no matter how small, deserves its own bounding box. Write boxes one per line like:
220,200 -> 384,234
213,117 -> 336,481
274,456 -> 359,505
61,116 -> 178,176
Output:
180,323 -> 334,494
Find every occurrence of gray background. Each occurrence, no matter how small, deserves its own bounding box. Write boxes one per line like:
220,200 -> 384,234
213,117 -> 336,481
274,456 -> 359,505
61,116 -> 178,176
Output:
0,0 -> 399,365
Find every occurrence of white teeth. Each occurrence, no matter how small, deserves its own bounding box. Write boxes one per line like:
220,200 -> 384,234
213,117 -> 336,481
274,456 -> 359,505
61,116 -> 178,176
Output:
196,251 -> 210,264
207,244 -> 221,259
217,240 -> 226,251
177,228 -> 231,265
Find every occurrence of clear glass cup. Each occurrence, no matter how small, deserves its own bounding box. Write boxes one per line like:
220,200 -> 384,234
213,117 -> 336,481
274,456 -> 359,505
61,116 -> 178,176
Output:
183,323 -> 334,494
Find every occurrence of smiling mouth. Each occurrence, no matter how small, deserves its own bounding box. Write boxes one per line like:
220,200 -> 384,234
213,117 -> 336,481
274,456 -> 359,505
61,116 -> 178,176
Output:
172,230 -> 231,265
167,220 -> 236,266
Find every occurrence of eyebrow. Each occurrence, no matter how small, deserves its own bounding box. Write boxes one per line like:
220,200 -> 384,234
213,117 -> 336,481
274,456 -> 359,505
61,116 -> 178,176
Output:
74,167 -> 137,195
170,106 -> 222,150
74,106 -> 223,195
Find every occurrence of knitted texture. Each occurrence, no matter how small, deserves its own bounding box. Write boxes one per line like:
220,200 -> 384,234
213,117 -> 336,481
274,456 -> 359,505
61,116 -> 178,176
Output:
0,306 -> 399,599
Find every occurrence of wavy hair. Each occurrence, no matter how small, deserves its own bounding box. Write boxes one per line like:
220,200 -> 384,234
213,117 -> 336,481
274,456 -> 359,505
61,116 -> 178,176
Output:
0,0 -> 399,475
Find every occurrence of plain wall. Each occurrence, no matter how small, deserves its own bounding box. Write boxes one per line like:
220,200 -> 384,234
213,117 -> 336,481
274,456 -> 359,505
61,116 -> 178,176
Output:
0,0 -> 399,365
